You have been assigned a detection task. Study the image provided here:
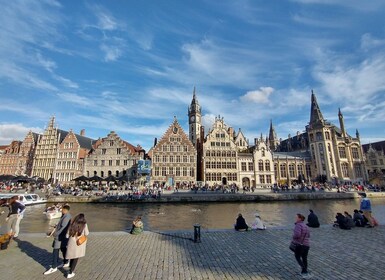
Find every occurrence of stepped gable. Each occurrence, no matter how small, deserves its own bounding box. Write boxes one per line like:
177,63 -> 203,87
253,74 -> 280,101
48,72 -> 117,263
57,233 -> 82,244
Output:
362,140 -> 385,153
154,118 -> 195,151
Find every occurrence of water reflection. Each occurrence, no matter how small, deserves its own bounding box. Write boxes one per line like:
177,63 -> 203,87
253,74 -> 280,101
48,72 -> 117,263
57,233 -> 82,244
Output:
1,198 -> 384,234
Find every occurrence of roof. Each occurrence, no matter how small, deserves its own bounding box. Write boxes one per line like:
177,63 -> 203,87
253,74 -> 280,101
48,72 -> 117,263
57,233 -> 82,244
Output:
273,151 -> 311,160
362,140 -> 385,153
277,132 -> 308,152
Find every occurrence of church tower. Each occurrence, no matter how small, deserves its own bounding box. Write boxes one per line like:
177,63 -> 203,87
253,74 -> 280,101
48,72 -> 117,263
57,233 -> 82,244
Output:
306,90 -> 337,183
268,119 -> 279,151
188,87 -> 202,148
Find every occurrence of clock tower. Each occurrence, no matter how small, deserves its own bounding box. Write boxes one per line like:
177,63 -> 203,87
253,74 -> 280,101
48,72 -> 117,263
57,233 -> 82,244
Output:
188,87 -> 201,148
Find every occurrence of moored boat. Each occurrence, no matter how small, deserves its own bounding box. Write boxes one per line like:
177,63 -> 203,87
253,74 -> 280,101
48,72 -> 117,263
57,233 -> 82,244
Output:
0,193 -> 47,206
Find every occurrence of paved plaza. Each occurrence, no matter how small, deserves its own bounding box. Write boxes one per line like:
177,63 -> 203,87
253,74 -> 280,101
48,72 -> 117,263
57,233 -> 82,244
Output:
1,226 -> 384,280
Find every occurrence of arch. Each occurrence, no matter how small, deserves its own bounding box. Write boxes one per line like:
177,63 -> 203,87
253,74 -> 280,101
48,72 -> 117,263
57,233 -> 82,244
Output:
116,170 -> 119,177
242,177 -> 250,187
108,170 -> 112,176
101,171 -> 104,177
222,177 -> 227,185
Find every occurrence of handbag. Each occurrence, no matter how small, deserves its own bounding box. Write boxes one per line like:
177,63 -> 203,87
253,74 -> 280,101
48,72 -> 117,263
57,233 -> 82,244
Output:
290,228 -> 306,252
76,235 -> 87,246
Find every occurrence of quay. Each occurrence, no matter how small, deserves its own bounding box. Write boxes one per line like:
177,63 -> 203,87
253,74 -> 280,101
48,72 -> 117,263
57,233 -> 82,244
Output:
46,190 -> 385,204
1,226 -> 384,280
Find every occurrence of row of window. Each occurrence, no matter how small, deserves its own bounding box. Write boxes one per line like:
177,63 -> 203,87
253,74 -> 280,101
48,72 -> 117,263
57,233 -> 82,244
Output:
341,163 -> 363,178
205,173 -> 237,181
35,148 -> 57,155
274,164 -> 309,179
58,152 -> 77,159
205,161 -> 237,169
154,155 -> 195,163
101,148 -> 122,155
161,145 -> 189,152
153,166 -> 194,177
93,159 -> 133,166
33,158 -> 56,167
57,161 -> 77,170
210,142 -> 231,147
259,175 -> 272,184
241,160 -> 271,172
63,143 -> 75,149
206,150 -> 236,157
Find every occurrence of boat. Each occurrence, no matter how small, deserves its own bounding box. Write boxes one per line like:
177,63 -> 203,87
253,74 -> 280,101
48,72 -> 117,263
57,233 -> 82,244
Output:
0,193 -> 47,206
44,208 -> 62,220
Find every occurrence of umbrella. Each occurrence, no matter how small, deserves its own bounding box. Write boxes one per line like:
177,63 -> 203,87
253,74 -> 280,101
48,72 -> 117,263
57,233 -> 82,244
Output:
73,175 -> 89,182
88,175 -> 103,182
12,175 -> 33,183
0,174 -> 16,181
104,175 -> 117,182
116,176 -> 129,182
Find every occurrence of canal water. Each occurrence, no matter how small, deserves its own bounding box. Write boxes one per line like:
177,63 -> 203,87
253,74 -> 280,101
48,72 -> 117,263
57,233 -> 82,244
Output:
2,198 -> 385,234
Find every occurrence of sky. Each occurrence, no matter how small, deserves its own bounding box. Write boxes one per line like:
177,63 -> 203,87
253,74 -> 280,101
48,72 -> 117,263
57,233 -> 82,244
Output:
1,0 -> 385,151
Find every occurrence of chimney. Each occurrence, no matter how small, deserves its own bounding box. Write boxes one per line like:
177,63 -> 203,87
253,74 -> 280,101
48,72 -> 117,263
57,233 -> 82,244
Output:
80,129 -> 85,136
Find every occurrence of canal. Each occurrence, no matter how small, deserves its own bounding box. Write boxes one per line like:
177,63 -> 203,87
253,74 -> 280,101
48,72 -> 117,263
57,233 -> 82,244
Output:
2,198 -> 385,234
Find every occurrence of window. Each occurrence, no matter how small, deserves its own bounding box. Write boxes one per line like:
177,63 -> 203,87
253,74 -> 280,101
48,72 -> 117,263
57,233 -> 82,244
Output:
325,132 -> 330,140
316,132 -> 323,141
169,156 -> 174,163
110,141 -> 114,146
352,147 -> 359,159
154,167 -> 160,176
93,160 -> 97,166
241,162 -> 247,171
117,148 -> 121,154
162,155 -> 167,163
161,167 -> 166,176
176,167 -> 181,176
339,147 -> 346,158
190,156 -> 194,163
176,146 -> 181,152
266,175 -> 272,184
248,162 -> 254,171
265,160 -> 270,171
261,148 -> 265,157
183,155 -> 188,163
259,160 -> 264,171
260,175 -> 265,184
170,145 -> 174,152
206,151 -> 210,157
116,160 -> 120,166
124,160 -> 128,166
280,164 -> 287,178
354,163 -> 362,177
101,149 -> 106,155
176,156 -> 181,163
101,160 -> 105,166
341,163 -> 349,177
289,164 -> 295,178
109,160 -> 112,166
183,167 -> 187,176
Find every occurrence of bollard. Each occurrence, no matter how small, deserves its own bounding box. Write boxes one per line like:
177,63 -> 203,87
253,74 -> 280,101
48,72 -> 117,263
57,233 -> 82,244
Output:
193,224 -> 201,243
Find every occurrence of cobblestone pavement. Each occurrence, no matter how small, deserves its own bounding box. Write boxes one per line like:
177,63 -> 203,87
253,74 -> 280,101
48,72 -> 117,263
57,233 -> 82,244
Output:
1,226 -> 384,280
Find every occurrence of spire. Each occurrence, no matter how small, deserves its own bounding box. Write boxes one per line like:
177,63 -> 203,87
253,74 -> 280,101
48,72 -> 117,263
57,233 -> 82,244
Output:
338,108 -> 346,137
188,86 -> 201,114
356,129 -> 360,139
269,119 -> 277,140
309,90 -> 324,126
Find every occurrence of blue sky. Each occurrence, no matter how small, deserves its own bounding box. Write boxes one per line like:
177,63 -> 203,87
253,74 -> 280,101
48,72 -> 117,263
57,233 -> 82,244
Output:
1,0 -> 385,150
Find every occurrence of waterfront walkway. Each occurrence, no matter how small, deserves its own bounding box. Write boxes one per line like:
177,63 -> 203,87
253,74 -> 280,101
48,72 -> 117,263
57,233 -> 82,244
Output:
1,226 -> 384,280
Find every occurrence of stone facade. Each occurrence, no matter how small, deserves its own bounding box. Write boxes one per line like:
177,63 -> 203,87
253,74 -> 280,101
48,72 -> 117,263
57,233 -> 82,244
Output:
270,91 -> 366,185
55,130 -> 94,183
0,141 -> 22,175
17,131 -> 39,176
202,117 -> 239,185
362,141 -> 385,185
84,131 -> 144,181
150,118 -> 197,186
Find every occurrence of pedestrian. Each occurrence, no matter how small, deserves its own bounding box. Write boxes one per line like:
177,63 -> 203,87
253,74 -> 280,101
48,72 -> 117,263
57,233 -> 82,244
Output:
252,212 -> 266,230
44,205 -> 72,275
291,213 -> 310,278
130,216 -> 144,235
353,209 -> 364,227
234,213 -> 249,231
65,213 -> 89,279
5,195 -> 26,239
359,193 -> 374,227
306,209 -> 320,228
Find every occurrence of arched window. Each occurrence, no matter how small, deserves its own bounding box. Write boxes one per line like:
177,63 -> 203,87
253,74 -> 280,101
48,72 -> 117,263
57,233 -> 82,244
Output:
280,164 -> 287,178
341,163 -> 349,177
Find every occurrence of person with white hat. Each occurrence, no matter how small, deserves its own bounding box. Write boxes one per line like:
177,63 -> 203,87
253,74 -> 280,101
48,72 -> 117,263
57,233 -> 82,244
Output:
252,212 -> 266,230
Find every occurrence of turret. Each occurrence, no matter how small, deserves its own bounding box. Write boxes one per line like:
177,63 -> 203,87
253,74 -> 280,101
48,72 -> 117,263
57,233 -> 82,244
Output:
338,108 -> 346,137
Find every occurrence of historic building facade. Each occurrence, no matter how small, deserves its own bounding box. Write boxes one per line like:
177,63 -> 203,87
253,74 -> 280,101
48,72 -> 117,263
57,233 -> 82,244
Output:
55,130 -> 94,183
84,131 -> 144,181
238,136 -> 275,188
362,141 -> 385,185
269,91 -> 366,185
0,140 -> 22,175
31,117 -> 95,183
150,118 -> 197,186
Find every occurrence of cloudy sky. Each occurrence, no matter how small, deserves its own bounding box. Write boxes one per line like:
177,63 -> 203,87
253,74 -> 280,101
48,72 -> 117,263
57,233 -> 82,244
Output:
1,0 -> 385,150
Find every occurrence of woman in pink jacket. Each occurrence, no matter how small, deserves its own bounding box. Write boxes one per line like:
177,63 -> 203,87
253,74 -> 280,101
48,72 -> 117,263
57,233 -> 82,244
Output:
292,213 -> 310,278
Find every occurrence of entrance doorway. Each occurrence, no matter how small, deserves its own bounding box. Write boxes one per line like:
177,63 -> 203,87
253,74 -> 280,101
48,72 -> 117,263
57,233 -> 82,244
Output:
222,177 -> 227,185
242,177 -> 250,187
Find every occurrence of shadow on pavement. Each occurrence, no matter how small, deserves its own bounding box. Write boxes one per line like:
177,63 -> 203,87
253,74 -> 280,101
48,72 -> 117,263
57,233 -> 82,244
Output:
14,238 -> 52,268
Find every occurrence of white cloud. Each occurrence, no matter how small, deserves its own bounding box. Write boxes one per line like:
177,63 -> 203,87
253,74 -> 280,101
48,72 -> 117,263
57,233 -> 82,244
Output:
0,123 -> 43,145
361,33 -> 385,51
100,44 -> 123,62
240,87 -> 274,104
57,93 -> 90,106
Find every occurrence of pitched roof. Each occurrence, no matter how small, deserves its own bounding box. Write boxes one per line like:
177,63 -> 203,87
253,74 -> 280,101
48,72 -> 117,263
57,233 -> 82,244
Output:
362,140 -> 385,153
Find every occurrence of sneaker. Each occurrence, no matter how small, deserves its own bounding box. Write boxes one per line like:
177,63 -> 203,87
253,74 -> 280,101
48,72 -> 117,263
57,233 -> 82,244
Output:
43,267 -> 58,275
67,272 -> 75,278
58,262 -> 70,268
